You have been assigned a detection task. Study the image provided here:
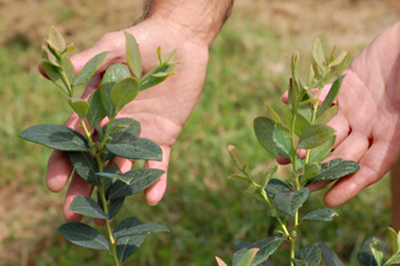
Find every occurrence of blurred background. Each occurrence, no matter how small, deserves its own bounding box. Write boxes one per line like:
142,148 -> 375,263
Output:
1,0 -> 399,265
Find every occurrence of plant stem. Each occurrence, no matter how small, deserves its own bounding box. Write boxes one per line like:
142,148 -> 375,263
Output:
80,119 -> 94,146
96,153 -> 120,266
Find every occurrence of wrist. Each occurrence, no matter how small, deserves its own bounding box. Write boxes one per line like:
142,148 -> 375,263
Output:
145,0 -> 233,48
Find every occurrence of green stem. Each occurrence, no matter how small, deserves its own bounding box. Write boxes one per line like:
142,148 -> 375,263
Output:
96,154 -> 120,266
60,68 -> 73,97
80,119 -> 94,146
100,116 -> 116,147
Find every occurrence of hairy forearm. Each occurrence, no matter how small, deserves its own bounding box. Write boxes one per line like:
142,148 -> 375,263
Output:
143,0 -> 234,47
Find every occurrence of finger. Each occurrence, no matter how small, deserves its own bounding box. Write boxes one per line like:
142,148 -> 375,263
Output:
326,113 -> 350,148
324,140 -> 399,207
46,150 -> 74,192
306,132 -> 369,194
111,156 -> 133,173
329,131 -> 370,162
144,146 -> 171,205
63,173 -> 93,222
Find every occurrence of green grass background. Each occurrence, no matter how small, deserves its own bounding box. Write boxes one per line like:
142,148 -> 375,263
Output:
1,0 -> 399,265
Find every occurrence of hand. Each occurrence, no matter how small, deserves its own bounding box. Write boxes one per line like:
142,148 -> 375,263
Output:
285,22 -> 400,207
43,18 -> 209,222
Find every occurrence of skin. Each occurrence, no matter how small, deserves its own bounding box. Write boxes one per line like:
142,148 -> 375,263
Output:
42,0 -> 234,222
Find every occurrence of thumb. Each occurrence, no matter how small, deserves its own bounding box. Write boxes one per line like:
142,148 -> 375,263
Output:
144,145 -> 171,205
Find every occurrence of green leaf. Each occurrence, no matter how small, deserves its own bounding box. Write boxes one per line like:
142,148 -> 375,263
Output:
302,208 -> 338,222
57,222 -> 109,250
386,254 -> 400,265
72,51 -> 108,86
41,44 -> 61,67
228,145 -> 248,173
109,169 -> 164,199
42,62 -> 70,96
100,63 -> 131,117
61,54 -> 75,87
242,184 -> 264,202
114,223 -> 169,239
68,98 -> 90,119
284,109 -> 312,137
103,118 -> 141,144
116,234 -> 146,262
307,158 -> 360,185
48,26 -> 66,52
19,124 -> 88,151
109,197 -> 125,219
312,39 -> 326,72
274,188 -> 309,217
124,32 -> 142,79
307,63 -> 315,87
359,237 -> 386,266
262,165 -> 279,189
69,152 -> 99,186
299,163 -> 321,185
140,64 -> 174,91
317,76 -> 344,117
233,237 -> 285,266
69,196 -> 108,219
265,178 -> 291,200
96,172 -> 135,184
111,77 -> 140,111
254,117 -> 291,159
236,248 -> 258,266
330,51 -> 348,67
388,227 -> 399,254
87,90 -> 107,129
308,136 -> 336,163
317,241 -> 345,266
297,124 -> 336,150
295,243 -> 321,266
264,102 -> 283,125
105,138 -> 162,161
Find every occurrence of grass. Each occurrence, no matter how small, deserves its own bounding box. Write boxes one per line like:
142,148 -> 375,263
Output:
1,0 -> 398,265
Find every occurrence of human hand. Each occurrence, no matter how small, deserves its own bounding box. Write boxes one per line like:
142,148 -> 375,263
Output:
43,18 -> 209,222
282,22 -> 400,207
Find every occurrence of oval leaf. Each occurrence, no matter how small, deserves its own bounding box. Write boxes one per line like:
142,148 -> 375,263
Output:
48,26 -> 66,52
265,178 -> 291,200
284,109 -> 312,138
72,51 -> 109,86
307,158 -> 360,185
69,152 -> 99,186
302,208 -> 338,222
295,243 -> 321,266
87,90 -> 107,129
297,124 -> 336,150
117,234 -> 146,263
317,76 -> 344,117
308,136 -> 336,163
103,117 -> 141,144
233,237 -> 285,266
109,168 -> 164,199
274,188 -> 309,217
111,77 -> 140,111
57,222 -> 109,250
69,196 -> 108,219
124,32 -> 142,79
254,117 -> 291,159
317,241 -> 345,266
19,124 -> 88,151
114,223 -> 169,239
359,237 -> 386,266
105,138 -> 162,161
68,98 -> 90,119
42,62 -> 70,96
100,64 -> 131,117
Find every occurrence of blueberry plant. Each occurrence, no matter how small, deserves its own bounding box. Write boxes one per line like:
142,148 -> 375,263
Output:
216,40 -> 400,266
19,27 -> 179,265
